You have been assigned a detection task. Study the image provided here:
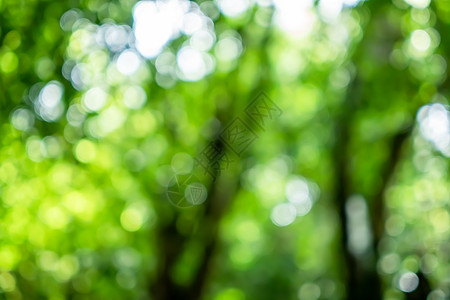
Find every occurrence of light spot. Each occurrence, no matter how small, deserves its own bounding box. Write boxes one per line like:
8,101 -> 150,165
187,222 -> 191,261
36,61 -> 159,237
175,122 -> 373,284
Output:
156,165 -> 175,187
120,207 -> 145,232
133,0 -> 189,58
124,149 -> 147,172
99,24 -> 131,52
123,85 -> 147,109
411,30 -> 431,51
404,0 -> 430,9
156,73 -> 177,88
317,0 -> 363,23
82,87 -> 108,112
54,255 -> 79,282
214,288 -> 245,300
41,206 -> 70,229
74,139 -> 97,163
235,220 -> 261,242
298,282 -> 321,300
274,0 -> 315,37
116,270 -> 137,289
62,59 -> 76,80
40,82 -> 63,108
343,0 -> 361,5
190,29 -> 216,51
318,0 -> 343,22
37,251 -> 58,272
256,0 -> 272,7
64,191 -> 93,220
42,136 -> 62,158
229,243 -> 255,266
113,247 -> 141,270
0,272 -> 16,292
185,182 -> 208,205
155,51 -> 176,75
420,254 -> 438,274
132,0 -> 215,80
378,253 -> 401,274
385,215 -> 405,236
35,57 -> 55,80
215,35 -> 242,62
398,272 -> 419,293
181,12 -> 205,35
217,0 -> 250,17
3,31 -> 21,50
418,103 -> 450,156
177,46 -> 214,81
346,195 -> 372,255
11,108 -> 34,131
330,68 -> 351,89
271,203 -> 296,227
430,209 -> 449,232
0,51 -> 19,73
286,177 -> 315,216
411,7 -> 430,24
60,9 -> 81,31
427,290 -> 446,300
116,50 -> 142,75
129,110 -> 157,137
200,1 -> 220,20
26,136 -> 45,162
70,63 -> 90,90
286,178 -> 309,202
66,104 -> 86,126
36,81 -> 65,122
171,153 -> 194,174
97,105 -> 125,135
0,246 -> 21,271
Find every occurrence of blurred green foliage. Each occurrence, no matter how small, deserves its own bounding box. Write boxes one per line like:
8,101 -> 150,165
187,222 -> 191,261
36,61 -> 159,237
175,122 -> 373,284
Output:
0,0 -> 449,299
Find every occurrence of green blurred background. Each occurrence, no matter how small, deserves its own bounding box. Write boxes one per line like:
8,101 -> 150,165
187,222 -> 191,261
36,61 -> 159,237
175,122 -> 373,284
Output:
0,0 -> 449,299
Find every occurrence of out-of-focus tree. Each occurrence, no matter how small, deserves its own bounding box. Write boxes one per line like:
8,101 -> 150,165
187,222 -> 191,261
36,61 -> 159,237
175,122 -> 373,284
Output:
0,0 -> 449,299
